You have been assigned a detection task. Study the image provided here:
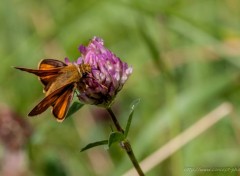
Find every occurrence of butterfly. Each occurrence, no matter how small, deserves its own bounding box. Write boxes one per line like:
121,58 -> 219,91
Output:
15,59 -> 91,122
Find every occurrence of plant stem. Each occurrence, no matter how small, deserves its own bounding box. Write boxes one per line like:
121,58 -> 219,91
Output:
107,107 -> 124,133
107,108 -> 145,176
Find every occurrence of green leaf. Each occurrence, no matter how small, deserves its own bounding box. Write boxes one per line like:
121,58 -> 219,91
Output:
80,140 -> 108,152
108,132 -> 125,148
66,101 -> 84,118
124,99 -> 140,138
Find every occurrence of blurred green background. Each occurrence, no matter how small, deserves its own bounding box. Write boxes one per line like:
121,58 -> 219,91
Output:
1,0 -> 240,176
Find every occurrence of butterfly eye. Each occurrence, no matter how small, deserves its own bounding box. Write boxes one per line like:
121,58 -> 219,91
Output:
82,72 -> 88,77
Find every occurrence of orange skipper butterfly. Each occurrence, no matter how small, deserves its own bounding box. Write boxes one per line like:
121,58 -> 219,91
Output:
15,59 -> 91,122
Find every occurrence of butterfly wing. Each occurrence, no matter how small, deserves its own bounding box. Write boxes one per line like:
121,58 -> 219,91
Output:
15,59 -> 67,92
38,59 -> 66,70
28,83 -> 75,122
14,67 -> 61,77
38,59 -> 67,90
52,84 -> 76,122
15,66 -> 62,92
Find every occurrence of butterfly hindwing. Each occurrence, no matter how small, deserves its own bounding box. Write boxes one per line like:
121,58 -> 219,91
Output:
28,83 -> 75,121
52,83 -> 75,122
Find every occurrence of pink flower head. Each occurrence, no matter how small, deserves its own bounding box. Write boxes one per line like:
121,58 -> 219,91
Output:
77,37 -> 132,107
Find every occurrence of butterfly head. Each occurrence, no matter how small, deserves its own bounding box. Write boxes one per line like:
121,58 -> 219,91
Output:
80,64 -> 92,77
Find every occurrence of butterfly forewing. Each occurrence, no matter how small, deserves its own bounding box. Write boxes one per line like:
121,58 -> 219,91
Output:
38,59 -> 66,70
38,59 -> 67,89
14,67 -> 61,77
15,66 -> 62,92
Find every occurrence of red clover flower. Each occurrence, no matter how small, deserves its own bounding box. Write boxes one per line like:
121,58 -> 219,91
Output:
77,37 -> 133,107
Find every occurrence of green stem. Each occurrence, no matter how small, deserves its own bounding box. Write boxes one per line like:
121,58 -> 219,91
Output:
107,108 -> 145,176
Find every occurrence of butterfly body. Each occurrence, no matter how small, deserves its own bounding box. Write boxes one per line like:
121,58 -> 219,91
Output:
44,63 -> 88,95
15,59 -> 91,122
